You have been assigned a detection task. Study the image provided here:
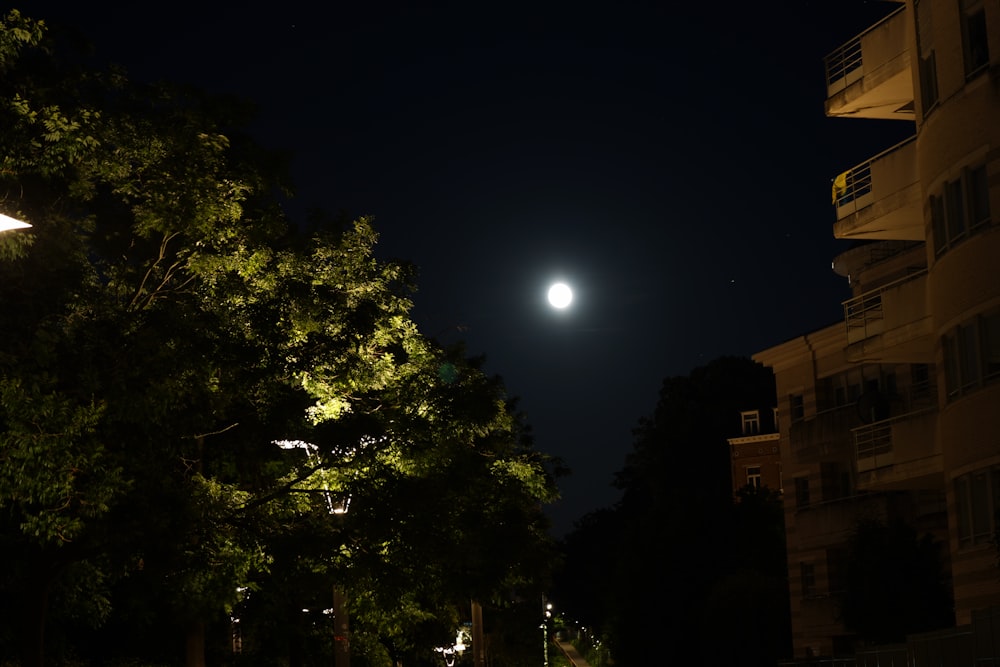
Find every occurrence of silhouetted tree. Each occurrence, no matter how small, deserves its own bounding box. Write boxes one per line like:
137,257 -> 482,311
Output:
557,356 -> 785,667
838,518 -> 953,644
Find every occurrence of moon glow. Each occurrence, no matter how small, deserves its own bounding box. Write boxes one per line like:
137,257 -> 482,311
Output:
547,282 -> 573,309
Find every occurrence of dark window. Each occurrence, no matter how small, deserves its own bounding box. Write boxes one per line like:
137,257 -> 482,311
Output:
932,193 -> 947,256
969,165 -> 991,230
795,477 -> 811,509
915,0 -> 939,113
912,363 -> 931,397
959,322 -> 982,391
955,465 -> 1000,547
790,394 -> 805,421
827,548 -> 848,594
944,331 -> 960,399
983,312 -> 1000,379
800,562 -> 816,598
946,178 -> 967,245
933,166 -> 992,257
944,310 -> 1000,400
961,0 -> 990,78
919,51 -> 939,112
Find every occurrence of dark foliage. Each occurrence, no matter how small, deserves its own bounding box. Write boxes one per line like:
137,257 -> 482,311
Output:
555,356 -> 790,667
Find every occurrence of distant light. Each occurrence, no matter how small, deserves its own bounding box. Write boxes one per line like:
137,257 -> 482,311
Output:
547,283 -> 573,309
0,213 -> 30,232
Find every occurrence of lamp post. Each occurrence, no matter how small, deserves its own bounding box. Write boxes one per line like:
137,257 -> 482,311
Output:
542,597 -> 552,667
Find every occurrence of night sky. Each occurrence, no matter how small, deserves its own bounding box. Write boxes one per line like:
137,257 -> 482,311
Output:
24,1 -> 915,536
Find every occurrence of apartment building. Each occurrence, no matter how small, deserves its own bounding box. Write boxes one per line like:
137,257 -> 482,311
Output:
754,0 -> 1000,658
727,407 -> 782,497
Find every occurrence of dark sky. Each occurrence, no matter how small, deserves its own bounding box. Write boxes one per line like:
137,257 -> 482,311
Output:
25,1 -> 914,536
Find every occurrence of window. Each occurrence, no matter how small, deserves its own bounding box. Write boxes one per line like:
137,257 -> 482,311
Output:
969,165 -> 991,230
795,477 -> 811,509
955,466 -> 1000,547
961,0 -> 989,78
822,462 -> 852,501
741,410 -> 760,435
790,394 -> 805,421
983,312 -> 1000,379
919,51 -> 939,112
746,465 -> 762,489
933,166 -> 993,256
912,363 -> 932,398
914,0 -> 939,112
800,562 -> 816,598
827,548 -> 847,594
943,309 -> 1000,400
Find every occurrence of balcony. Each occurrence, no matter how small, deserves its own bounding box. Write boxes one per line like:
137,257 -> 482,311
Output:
843,269 -> 933,362
793,494 -> 891,547
854,406 -> 942,491
789,406 -> 857,464
832,137 -> 922,240
824,5 -> 914,120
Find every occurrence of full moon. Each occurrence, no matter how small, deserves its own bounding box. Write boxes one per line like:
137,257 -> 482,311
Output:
547,282 -> 573,309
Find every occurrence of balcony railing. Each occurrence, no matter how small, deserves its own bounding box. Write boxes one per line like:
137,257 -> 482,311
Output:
853,405 -> 938,475
824,5 -> 913,119
832,137 -> 922,240
826,35 -> 864,95
843,269 -> 928,344
832,162 -> 873,211
789,405 -> 856,464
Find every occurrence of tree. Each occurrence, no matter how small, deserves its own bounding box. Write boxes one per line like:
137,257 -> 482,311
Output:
0,11 -> 559,666
839,518 -> 953,645
556,356 -> 782,667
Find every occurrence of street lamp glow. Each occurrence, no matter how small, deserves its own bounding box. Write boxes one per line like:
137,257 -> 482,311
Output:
547,282 -> 572,309
0,213 -> 30,232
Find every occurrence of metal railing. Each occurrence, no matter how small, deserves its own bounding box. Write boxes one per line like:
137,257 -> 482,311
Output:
824,5 -> 906,90
832,163 -> 873,208
843,269 -> 928,342
832,136 -> 915,215
853,406 -> 936,471
825,37 -> 863,90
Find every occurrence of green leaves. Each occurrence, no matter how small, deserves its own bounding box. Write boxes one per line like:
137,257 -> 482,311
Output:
0,12 -> 559,664
0,377 -> 120,546
0,10 -> 43,69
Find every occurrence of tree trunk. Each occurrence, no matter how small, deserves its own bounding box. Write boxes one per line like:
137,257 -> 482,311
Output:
21,584 -> 49,667
471,600 -> 484,667
185,621 -> 206,667
333,586 -> 350,667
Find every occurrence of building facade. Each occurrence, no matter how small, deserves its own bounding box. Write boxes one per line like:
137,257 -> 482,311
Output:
727,408 -> 782,497
755,0 -> 1000,658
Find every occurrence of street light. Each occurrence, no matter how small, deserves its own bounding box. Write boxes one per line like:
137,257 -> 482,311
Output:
0,212 -> 31,232
542,597 -> 553,667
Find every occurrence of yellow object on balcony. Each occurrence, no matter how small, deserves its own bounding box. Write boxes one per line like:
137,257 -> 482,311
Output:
832,171 -> 849,204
